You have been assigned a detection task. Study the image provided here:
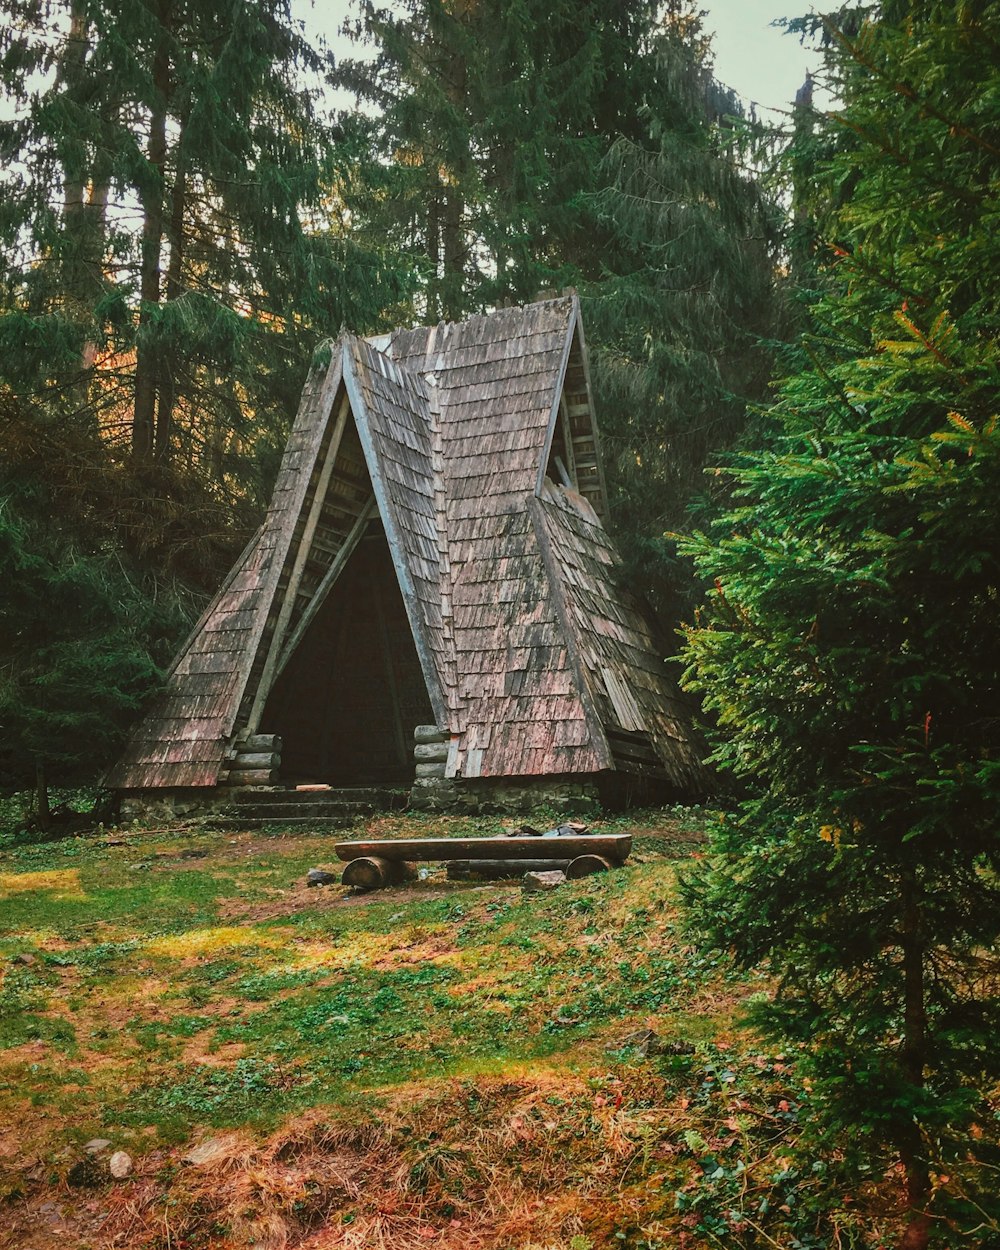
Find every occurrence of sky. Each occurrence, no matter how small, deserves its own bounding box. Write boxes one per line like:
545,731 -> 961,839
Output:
700,1 -> 822,115
292,0 -> 825,119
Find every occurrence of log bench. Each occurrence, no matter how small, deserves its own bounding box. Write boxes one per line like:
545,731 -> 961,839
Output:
333,834 -> 632,890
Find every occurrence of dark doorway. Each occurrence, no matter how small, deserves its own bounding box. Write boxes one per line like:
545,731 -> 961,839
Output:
264,521 -> 435,784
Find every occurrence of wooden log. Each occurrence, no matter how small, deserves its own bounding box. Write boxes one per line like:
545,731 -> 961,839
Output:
223,768 -> 278,786
230,751 -> 280,770
342,855 -> 397,891
446,859 -> 570,880
334,834 -> 631,864
235,734 -> 283,753
414,742 -> 449,764
414,725 -> 449,745
566,854 -> 615,879
415,761 -> 446,779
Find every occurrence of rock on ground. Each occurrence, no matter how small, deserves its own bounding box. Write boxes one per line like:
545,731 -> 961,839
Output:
522,870 -> 566,891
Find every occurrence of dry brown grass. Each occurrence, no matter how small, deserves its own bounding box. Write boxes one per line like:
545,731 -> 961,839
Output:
1,1070 -> 686,1250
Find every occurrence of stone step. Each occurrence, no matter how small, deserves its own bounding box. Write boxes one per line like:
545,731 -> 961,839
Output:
224,787 -> 408,809
220,800 -> 385,820
209,815 -> 360,832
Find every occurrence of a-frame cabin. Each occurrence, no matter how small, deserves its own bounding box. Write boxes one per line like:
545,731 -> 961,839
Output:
108,296 -> 709,807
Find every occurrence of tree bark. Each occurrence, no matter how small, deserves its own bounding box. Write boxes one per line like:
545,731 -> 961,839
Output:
59,0 -> 89,274
154,113 -> 187,463
425,173 -> 441,322
34,759 -> 50,832
896,869 -> 931,1250
132,11 -> 171,462
441,184 -> 464,321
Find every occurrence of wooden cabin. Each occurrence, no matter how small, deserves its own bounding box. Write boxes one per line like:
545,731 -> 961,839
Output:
107,296 -> 709,810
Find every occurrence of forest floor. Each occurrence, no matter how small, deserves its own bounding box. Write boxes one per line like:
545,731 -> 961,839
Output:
0,805 -> 905,1249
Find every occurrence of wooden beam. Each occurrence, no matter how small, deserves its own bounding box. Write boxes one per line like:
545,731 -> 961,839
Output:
568,300 -> 609,517
222,348 -> 343,743
534,302 -> 578,500
334,834 -> 632,864
247,388 -> 352,732
272,496 -> 376,682
559,393 -> 577,485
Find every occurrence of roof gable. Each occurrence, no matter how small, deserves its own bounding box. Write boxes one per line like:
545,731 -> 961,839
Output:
535,300 -> 607,518
109,298 -> 707,793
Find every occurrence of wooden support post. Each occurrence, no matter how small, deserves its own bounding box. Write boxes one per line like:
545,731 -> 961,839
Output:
566,854 -> 615,878
247,391 -> 352,733
559,393 -> 576,486
342,855 -> 400,891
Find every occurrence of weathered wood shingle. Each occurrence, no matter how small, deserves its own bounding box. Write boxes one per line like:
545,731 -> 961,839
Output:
106,352 -> 343,789
111,297 -> 708,795
343,337 -> 453,725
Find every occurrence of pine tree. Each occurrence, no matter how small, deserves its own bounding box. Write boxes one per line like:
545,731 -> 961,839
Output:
585,12 -> 782,615
334,0 -> 660,321
0,0 -> 408,486
678,5 -> 1000,1246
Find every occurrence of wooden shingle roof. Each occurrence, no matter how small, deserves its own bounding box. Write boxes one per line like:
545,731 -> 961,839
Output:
109,296 -> 708,793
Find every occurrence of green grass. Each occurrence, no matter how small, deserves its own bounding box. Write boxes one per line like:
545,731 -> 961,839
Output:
0,808 -> 927,1250
0,811 -> 734,1147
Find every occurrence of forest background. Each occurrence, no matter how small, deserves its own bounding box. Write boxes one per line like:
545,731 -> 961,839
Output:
1,4 -> 998,1246
0,0 -> 791,794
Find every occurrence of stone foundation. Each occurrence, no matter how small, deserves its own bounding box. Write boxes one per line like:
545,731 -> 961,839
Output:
407,726 -> 602,815
117,787 -> 241,824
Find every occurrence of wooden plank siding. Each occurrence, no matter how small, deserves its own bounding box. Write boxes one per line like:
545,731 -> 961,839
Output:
532,478 -> 709,793
111,296 -> 709,796
106,350 -> 345,788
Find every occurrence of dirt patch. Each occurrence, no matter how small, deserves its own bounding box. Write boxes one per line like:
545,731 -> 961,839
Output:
218,880 -> 461,924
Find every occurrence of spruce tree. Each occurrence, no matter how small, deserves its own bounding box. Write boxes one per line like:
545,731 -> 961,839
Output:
0,0 -> 407,488
334,0 -> 660,321
586,12 -> 782,615
678,5 -> 1000,1246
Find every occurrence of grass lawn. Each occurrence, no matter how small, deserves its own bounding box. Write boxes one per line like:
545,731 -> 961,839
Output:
0,807 -> 898,1249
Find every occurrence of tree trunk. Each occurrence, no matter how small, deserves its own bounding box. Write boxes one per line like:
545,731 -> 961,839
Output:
896,869 -> 931,1250
425,173 -> 441,322
35,759 -> 50,832
155,121 -> 187,463
132,11 -> 171,462
59,0 -> 89,282
441,184 -> 464,321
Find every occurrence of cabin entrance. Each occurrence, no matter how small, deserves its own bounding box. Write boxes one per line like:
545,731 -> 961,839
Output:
262,520 -> 435,785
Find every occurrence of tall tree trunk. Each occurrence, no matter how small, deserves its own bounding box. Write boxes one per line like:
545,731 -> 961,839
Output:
58,0 -> 97,390
132,12 -> 171,462
425,172 -> 441,323
440,45 -> 468,322
155,120 -> 187,463
441,184 -> 464,322
34,758 -> 50,832
59,0 -> 88,289
897,869 -> 931,1250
